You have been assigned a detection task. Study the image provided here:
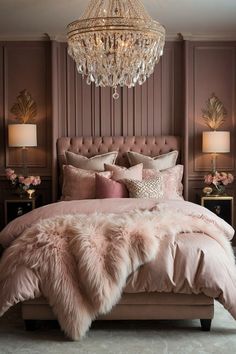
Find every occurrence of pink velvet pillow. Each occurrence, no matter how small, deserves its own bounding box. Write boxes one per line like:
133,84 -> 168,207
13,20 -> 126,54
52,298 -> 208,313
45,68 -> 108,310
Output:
142,165 -> 184,200
104,163 -> 143,181
95,173 -> 129,198
61,165 -> 111,200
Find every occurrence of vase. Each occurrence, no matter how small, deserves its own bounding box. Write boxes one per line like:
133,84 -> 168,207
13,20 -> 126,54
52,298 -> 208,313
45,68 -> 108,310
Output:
211,184 -> 226,196
15,186 -> 27,198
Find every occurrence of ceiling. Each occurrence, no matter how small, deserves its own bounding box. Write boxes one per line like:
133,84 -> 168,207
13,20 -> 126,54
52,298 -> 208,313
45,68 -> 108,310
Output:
0,0 -> 236,40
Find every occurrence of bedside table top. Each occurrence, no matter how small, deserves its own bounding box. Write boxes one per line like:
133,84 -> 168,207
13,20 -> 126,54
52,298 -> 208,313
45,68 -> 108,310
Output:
5,195 -> 39,202
201,195 -> 233,200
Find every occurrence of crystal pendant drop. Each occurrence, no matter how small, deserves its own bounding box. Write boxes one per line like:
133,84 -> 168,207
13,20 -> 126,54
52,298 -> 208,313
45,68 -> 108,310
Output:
67,0 -> 165,99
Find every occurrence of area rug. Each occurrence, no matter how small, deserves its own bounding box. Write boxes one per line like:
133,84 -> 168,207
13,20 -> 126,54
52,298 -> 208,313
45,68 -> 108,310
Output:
0,302 -> 235,354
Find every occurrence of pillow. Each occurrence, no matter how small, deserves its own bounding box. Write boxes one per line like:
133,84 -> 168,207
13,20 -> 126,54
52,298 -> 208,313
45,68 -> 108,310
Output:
65,151 -> 118,171
95,173 -> 128,198
104,163 -> 143,181
61,165 -> 111,200
142,165 -> 184,200
127,150 -> 178,171
123,177 -> 164,199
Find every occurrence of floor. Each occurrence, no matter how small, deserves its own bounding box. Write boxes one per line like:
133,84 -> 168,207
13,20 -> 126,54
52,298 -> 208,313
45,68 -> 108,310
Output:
0,302 -> 235,354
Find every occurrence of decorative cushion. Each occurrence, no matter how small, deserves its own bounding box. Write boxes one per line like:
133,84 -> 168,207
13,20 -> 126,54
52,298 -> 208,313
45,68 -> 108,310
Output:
142,165 -> 184,200
104,163 -> 143,181
61,165 -> 112,200
123,177 -> 164,199
127,150 -> 178,170
95,174 -> 128,198
65,151 -> 118,171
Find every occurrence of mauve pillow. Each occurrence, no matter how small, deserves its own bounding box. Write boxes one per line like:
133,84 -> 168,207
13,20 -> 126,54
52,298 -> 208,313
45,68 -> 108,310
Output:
104,163 -> 143,181
95,173 -> 128,198
127,150 -> 178,170
65,151 -> 118,171
142,165 -> 184,200
61,165 -> 111,200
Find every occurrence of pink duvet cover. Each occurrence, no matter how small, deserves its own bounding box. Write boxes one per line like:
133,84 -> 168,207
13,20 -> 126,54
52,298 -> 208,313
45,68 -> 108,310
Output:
0,199 -> 235,340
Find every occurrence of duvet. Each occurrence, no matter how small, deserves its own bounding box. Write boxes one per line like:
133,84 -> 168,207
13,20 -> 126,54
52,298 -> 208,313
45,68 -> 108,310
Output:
0,199 -> 236,340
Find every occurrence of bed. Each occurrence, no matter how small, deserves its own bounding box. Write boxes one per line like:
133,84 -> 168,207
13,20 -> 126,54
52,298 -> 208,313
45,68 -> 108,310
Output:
1,136 -> 236,340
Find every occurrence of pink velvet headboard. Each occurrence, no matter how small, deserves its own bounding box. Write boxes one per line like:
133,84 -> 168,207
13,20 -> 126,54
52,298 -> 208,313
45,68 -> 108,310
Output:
57,136 -> 181,171
55,136 -> 181,199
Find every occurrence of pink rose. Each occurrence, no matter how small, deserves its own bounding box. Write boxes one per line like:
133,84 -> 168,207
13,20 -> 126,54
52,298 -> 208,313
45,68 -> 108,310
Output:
32,176 -> 41,186
5,168 -> 15,179
18,175 -> 24,183
23,177 -> 32,186
204,174 -> 213,184
228,173 -> 234,183
9,173 -> 17,181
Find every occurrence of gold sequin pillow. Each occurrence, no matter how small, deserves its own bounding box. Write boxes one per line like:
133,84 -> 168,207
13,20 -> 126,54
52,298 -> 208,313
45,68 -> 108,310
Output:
123,176 -> 164,199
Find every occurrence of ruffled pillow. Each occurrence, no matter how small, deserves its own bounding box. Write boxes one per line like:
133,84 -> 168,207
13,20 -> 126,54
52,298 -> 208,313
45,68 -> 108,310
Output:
61,165 -> 111,200
127,150 -> 178,170
65,151 -> 118,171
142,165 -> 184,200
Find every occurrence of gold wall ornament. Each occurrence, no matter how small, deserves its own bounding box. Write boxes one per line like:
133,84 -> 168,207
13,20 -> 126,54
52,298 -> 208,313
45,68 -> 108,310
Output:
10,89 -> 37,123
67,0 -> 165,99
202,93 -> 227,130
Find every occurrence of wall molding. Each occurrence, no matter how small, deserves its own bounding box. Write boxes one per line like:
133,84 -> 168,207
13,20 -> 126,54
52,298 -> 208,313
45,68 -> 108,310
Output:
1,32 -> 236,43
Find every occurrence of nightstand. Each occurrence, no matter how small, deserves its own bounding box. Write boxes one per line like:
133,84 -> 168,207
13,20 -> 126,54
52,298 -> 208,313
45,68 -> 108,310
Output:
4,195 -> 42,225
201,195 -> 233,226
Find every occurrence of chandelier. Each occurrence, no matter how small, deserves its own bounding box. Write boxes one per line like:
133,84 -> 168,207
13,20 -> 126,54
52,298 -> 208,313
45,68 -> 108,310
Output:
67,0 -> 165,99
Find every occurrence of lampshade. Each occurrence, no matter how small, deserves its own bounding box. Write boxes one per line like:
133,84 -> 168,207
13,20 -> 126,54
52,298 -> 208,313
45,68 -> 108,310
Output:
8,124 -> 37,147
202,131 -> 230,153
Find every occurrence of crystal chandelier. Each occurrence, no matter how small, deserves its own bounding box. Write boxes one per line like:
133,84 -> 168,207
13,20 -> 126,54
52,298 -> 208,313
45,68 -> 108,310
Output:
67,0 -> 165,99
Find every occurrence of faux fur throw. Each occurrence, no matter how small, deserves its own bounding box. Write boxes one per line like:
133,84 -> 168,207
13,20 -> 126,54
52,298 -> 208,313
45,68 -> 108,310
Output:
0,206 -> 235,340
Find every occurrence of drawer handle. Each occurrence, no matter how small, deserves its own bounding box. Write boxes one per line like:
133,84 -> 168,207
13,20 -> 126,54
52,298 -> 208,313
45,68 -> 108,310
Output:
214,205 -> 221,215
17,207 -> 23,216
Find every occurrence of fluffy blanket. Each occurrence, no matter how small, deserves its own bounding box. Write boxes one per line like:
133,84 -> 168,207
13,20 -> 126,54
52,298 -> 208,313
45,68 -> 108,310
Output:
0,200 -> 236,340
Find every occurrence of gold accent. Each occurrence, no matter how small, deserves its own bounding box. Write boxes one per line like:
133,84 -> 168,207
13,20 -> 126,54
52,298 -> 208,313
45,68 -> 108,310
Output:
10,89 -> 37,124
201,195 -> 234,226
202,93 -> 227,130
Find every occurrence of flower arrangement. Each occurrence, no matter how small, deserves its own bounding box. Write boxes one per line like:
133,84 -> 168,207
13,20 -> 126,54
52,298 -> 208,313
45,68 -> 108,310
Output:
6,168 -> 41,196
204,171 -> 234,195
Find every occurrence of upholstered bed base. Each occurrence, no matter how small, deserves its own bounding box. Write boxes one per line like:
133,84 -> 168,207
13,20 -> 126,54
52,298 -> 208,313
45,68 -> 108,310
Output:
22,293 -> 214,331
27,135 -> 212,333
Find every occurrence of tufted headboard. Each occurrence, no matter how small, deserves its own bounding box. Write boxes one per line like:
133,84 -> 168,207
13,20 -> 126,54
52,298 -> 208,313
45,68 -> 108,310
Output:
57,136 -> 181,173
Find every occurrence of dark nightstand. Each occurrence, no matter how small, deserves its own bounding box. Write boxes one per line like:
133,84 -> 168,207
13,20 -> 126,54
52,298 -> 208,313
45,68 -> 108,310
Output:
4,195 -> 42,225
201,195 -> 234,226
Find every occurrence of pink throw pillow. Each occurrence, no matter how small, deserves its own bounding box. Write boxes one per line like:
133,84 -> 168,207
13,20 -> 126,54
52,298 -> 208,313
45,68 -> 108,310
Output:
104,163 -> 143,181
142,165 -> 184,200
61,165 -> 111,200
95,173 -> 129,198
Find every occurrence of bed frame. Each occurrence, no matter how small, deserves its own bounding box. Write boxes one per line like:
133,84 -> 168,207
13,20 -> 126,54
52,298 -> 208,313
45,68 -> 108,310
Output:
22,136 -> 214,332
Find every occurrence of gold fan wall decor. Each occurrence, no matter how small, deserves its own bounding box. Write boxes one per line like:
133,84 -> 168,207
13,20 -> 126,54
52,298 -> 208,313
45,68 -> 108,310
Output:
10,89 -> 37,123
202,93 -> 227,130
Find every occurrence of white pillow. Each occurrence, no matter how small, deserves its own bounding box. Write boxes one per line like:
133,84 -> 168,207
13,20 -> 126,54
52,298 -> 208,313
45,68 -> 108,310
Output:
65,151 -> 118,171
127,150 -> 178,171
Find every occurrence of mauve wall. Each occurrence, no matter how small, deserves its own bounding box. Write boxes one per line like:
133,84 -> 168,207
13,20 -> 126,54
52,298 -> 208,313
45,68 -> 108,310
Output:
0,39 -> 236,240
51,41 -> 184,137
185,41 -> 236,208
0,41 -> 52,229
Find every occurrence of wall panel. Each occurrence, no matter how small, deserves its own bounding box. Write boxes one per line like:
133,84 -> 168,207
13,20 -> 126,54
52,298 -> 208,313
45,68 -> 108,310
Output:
185,41 -> 236,237
0,41 -> 52,230
54,42 -> 183,141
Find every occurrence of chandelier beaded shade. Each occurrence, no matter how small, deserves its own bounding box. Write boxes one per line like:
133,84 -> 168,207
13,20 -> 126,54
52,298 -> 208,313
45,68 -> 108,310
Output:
67,0 -> 165,99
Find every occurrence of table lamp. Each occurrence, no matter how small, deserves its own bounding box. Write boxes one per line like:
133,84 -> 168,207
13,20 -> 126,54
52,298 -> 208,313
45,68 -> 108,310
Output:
8,124 -> 37,175
202,131 -> 230,173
